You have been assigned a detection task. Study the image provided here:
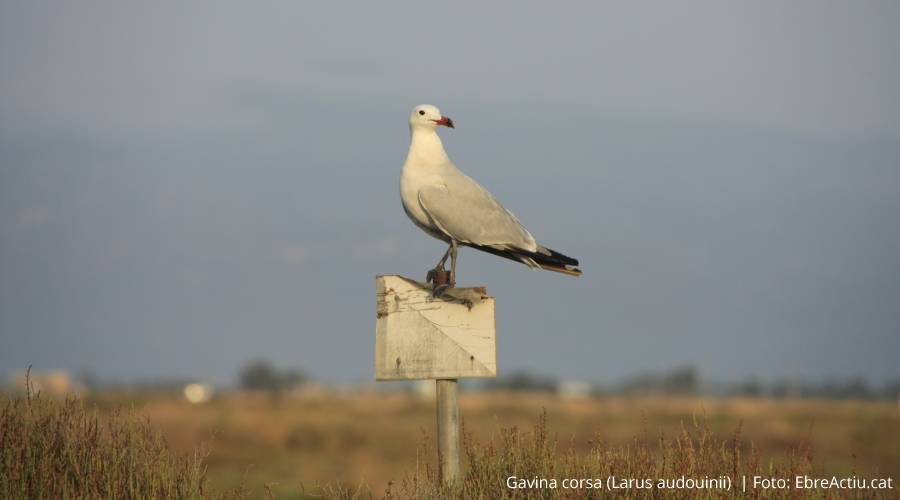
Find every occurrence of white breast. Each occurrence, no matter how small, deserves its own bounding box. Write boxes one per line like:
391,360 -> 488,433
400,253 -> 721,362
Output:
400,126 -> 456,242
400,165 -> 449,242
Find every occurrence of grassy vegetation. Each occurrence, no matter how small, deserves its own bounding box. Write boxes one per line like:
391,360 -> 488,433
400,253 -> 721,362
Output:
0,385 -> 214,499
93,391 -> 900,499
369,411 -> 892,499
2,388 -> 897,499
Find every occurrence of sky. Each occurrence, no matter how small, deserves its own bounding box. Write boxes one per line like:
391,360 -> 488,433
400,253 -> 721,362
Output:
1,1 -> 898,386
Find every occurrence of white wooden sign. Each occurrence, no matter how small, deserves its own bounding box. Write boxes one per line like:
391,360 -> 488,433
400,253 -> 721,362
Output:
375,275 -> 497,380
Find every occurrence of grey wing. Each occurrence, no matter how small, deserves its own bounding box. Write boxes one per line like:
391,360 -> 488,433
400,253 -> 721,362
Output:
417,175 -> 538,252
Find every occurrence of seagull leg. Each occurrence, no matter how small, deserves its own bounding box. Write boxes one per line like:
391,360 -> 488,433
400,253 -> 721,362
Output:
449,239 -> 458,287
426,244 -> 452,285
436,245 -> 451,270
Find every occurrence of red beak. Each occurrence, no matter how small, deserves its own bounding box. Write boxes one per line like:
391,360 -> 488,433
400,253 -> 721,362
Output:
433,116 -> 455,128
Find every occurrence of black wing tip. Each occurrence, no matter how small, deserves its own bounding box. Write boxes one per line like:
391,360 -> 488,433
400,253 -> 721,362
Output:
540,247 -> 579,267
470,243 -> 582,275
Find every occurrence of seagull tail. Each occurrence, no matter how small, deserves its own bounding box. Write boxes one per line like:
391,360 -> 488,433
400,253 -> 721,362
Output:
532,260 -> 583,276
529,247 -> 582,276
469,244 -> 582,277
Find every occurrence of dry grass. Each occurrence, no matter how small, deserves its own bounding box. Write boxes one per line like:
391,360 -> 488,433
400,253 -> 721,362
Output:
87,390 -> 899,499
373,411 -> 889,499
0,387 -> 213,500
3,388 -> 897,499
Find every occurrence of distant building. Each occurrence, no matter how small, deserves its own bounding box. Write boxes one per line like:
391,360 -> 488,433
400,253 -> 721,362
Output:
414,380 -> 436,400
12,370 -> 84,396
183,383 -> 215,404
558,380 -> 593,399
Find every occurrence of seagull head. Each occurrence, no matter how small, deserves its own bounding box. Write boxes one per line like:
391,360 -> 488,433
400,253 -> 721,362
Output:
409,104 -> 454,130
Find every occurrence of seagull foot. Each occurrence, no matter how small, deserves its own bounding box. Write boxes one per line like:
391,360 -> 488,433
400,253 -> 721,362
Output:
432,283 -> 450,298
427,267 -> 453,298
428,269 -> 452,286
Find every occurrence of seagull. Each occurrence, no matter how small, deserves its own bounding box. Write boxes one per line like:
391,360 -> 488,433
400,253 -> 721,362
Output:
400,104 -> 581,287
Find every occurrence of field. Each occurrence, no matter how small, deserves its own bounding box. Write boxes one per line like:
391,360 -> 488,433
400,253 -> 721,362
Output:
77,389 -> 898,498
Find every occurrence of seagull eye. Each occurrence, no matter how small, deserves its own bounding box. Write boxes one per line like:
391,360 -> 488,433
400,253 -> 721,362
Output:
418,110 -> 425,116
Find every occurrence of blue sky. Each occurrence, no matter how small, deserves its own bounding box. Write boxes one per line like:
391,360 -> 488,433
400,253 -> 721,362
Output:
1,1 -> 898,385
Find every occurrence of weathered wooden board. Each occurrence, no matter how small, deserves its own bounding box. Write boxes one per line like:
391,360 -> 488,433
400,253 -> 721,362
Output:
375,275 -> 497,380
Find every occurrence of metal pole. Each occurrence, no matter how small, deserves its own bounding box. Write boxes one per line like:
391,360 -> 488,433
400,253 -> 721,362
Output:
436,378 -> 460,483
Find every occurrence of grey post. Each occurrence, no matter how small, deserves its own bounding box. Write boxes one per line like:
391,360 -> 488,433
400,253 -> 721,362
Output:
436,378 -> 460,483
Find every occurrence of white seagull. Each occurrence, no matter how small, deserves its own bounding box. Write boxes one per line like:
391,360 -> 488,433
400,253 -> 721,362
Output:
400,104 -> 581,286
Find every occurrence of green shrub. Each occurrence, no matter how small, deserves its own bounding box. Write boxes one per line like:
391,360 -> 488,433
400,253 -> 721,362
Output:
0,387 -> 209,499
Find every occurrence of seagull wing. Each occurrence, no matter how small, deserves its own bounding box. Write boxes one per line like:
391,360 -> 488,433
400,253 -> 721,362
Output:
417,174 -> 537,252
417,172 -> 582,276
